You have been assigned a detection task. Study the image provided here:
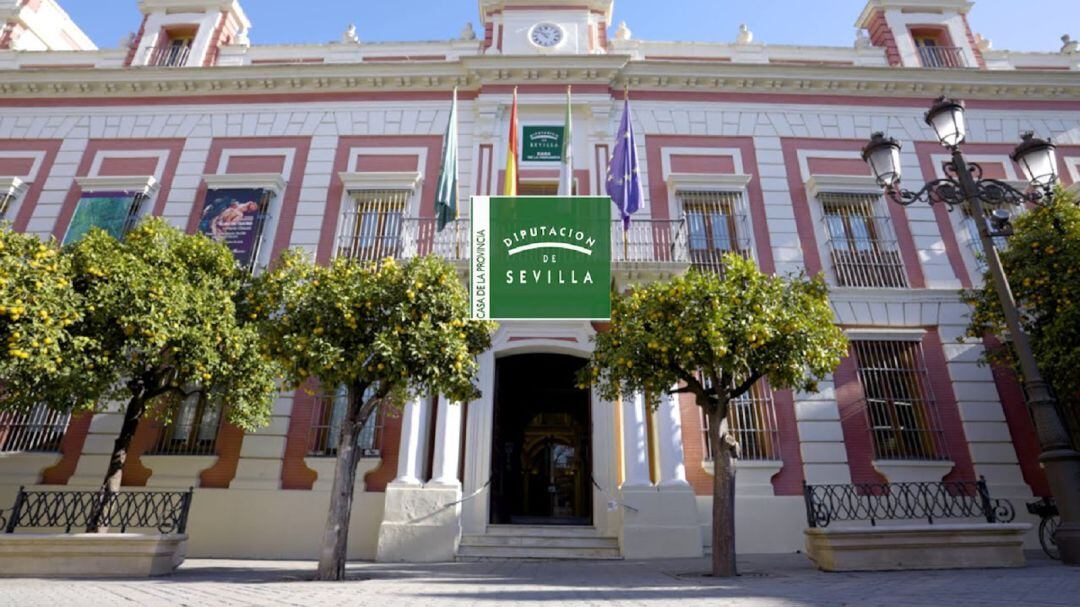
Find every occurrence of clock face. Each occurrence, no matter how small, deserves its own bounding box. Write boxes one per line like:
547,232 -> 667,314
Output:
530,23 -> 564,48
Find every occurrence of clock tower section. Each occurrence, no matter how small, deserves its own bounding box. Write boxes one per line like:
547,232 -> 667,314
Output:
478,0 -> 614,55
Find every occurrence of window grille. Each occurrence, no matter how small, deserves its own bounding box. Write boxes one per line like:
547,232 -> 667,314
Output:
820,192 -> 907,288
148,391 -> 222,456
852,340 -> 948,461
679,190 -> 751,274
959,203 -> 1008,274
701,379 -> 781,462
150,38 -> 193,68
243,190 -> 275,274
0,406 -> 70,453
307,385 -> 383,457
0,192 -> 15,221
336,190 -> 409,262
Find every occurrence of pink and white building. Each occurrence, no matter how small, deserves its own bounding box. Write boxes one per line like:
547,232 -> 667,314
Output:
1,0 -> 1079,561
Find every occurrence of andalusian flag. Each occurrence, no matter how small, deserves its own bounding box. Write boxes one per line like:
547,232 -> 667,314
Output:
504,87 -> 519,196
435,87 -> 459,232
558,86 -> 573,196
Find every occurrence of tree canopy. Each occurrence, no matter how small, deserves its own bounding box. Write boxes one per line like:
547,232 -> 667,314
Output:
0,228 -> 91,412
585,254 -> 848,413
965,188 -> 1080,409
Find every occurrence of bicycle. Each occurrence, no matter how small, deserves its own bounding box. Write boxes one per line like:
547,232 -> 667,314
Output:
1026,497 -> 1060,560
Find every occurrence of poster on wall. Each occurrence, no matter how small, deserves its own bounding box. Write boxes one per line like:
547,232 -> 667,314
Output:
63,192 -> 141,245
198,188 -> 269,268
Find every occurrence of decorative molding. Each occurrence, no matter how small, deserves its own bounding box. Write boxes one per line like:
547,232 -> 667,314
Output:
75,175 -> 159,196
202,172 -> 286,192
666,172 -> 751,193
844,327 -> 927,341
806,175 -> 882,198
338,171 -> 423,192
0,54 -> 1078,100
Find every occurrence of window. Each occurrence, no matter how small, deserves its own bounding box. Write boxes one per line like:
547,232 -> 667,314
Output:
307,385 -> 382,457
149,391 -> 222,456
0,178 -> 25,222
0,406 -> 70,453
911,29 -> 965,68
853,339 -> 948,461
337,189 -> 409,262
820,192 -> 907,288
150,29 -> 195,67
679,190 -> 750,273
63,188 -> 151,246
701,379 -> 780,462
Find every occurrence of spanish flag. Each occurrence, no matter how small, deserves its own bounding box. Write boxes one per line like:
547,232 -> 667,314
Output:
504,87 -> 519,196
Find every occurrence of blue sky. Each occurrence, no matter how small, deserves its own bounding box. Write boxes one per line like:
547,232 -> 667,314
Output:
62,0 -> 1077,53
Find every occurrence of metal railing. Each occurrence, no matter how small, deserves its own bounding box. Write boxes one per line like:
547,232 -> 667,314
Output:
149,42 -> 192,68
821,192 -> 908,289
803,478 -> 1015,528
0,487 -> 194,534
918,45 -> 967,69
611,219 -> 688,264
852,339 -> 949,462
0,408 -> 70,454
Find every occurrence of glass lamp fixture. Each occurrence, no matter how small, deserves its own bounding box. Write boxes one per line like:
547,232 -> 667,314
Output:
924,96 -> 967,148
1011,132 -> 1059,190
861,132 -> 904,188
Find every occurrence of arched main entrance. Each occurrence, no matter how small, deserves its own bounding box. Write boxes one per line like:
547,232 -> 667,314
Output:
490,353 -> 592,526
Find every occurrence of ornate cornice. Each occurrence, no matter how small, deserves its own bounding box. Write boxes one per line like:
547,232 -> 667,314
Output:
0,54 -> 1078,103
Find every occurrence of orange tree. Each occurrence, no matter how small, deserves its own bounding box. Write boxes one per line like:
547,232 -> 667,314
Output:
3,218 -> 280,505
965,188 -> 1080,444
245,251 -> 494,581
582,253 -> 847,577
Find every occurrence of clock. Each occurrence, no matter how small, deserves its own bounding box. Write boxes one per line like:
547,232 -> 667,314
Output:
529,23 -> 564,48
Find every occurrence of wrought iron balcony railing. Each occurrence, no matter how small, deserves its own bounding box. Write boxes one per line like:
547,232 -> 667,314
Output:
149,43 -> 192,68
337,217 -> 691,266
917,46 -> 967,69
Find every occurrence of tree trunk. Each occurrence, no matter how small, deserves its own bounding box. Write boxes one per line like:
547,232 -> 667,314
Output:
315,388 -> 376,581
707,405 -> 737,577
87,393 -> 146,533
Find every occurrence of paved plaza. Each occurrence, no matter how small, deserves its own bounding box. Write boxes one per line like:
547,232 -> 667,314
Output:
0,553 -> 1078,606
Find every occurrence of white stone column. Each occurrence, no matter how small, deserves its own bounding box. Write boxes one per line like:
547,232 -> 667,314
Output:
656,387 -> 690,489
462,349 -> 495,534
391,395 -> 426,486
428,395 -> 462,487
621,392 -> 652,488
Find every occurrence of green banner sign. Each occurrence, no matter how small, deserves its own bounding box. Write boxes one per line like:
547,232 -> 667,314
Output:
471,196 -> 611,320
521,126 -> 564,162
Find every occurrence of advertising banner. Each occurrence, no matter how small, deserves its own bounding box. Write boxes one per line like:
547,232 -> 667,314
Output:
63,192 -> 140,245
521,126 -> 564,162
471,196 -> 611,320
198,188 -> 269,267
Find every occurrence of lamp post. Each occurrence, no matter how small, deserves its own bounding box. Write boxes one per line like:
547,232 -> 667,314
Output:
862,96 -> 1080,565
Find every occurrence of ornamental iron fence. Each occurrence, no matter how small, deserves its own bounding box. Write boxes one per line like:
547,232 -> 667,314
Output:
0,487 -> 193,534
803,477 -> 1015,528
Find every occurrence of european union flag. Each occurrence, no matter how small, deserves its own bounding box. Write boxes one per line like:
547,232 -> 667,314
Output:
606,96 -> 643,231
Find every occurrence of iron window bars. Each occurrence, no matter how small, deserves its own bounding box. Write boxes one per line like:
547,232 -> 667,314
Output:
0,407 -> 70,454
307,385 -> 382,457
679,190 -> 752,274
819,192 -> 907,288
852,339 -> 949,461
701,379 -> 781,462
148,390 -> 223,456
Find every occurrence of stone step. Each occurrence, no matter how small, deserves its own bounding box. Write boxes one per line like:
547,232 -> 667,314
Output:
482,525 -> 601,538
456,545 -> 623,561
460,534 -> 619,549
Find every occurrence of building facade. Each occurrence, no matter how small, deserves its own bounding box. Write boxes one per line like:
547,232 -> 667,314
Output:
1,0 -> 1079,560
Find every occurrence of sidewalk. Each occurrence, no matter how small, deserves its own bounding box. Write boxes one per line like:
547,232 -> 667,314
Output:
0,552 -> 1077,606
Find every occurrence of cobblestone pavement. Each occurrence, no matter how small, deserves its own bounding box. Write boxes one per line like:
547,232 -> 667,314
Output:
1,553 -> 1078,607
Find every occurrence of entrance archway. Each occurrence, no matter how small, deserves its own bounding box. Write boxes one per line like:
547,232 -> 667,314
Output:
490,353 -> 592,526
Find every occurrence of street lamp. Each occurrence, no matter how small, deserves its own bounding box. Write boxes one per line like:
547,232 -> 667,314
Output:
862,96 -> 1080,566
